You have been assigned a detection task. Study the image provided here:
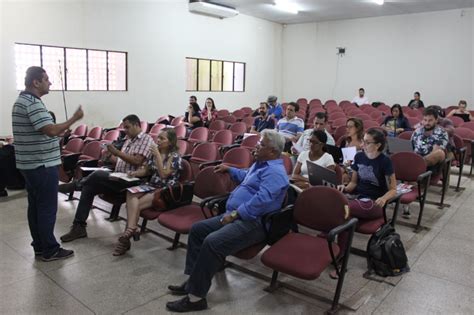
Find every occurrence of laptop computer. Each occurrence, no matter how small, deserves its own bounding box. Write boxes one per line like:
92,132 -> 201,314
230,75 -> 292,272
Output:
306,160 -> 338,188
453,113 -> 470,123
325,144 -> 343,164
386,137 -> 413,155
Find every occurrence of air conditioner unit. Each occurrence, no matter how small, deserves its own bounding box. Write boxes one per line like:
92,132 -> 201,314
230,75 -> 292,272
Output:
188,1 -> 239,19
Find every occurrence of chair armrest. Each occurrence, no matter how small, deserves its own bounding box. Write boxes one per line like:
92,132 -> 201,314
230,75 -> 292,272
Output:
199,160 -> 223,170
199,193 -> 231,218
219,143 -> 240,155
78,159 -> 99,168
261,204 -> 297,244
62,153 -> 81,171
417,170 -> 432,187
181,154 -> 192,160
327,217 -> 358,243
383,194 -> 402,226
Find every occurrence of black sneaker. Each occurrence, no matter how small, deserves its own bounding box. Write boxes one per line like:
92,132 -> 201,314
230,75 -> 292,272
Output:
60,224 -> 87,242
166,296 -> 208,313
168,281 -> 188,295
41,248 -> 74,262
58,181 -> 77,194
0,189 -> 8,197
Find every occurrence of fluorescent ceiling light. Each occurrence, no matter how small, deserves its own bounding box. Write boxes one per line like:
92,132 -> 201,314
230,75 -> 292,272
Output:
373,0 -> 384,5
274,0 -> 299,14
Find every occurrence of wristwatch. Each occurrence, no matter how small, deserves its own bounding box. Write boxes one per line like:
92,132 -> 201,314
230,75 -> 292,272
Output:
230,210 -> 238,219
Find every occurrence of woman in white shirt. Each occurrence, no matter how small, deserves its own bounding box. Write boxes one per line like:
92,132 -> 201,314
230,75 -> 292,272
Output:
292,130 -> 335,189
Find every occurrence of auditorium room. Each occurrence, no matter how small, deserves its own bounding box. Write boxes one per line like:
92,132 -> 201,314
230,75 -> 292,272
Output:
0,0 -> 473,313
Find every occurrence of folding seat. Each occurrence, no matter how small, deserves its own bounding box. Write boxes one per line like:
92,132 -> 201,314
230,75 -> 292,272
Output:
140,121 -> 149,133
353,113 -> 372,121
186,142 -> 219,179
331,118 -> 347,130
232,109 -> 246,121
370,110 -> 383,120
220,115 -> 237,125
391,152 -> 432,232
333,125 -> 347,144
183,127 -> 209,154
260,186 -> 358,313
199,147 -> 253,170
229,121 -> 247,140
148,123 -> 166,136
216,109 -> 230,118
308,98 -> 322,108
398,131 -> 413,140
70,124 -> 88,138
240,107 -> 253,116
327,111 -> 346,123
177,139 -> 189,156
324,100 -> 338,108
281,154 -> 293,175
62,138 -> 84,155
461,121 -> 474,131
363,120 -> 380,130
170,116 -> 185,126
100,129 -> 120,145
241,116 -> 256,131
139,159 -> 192,233
211,129 -> 233,148
80,126 -> 103,142
155,115 -> 169,124
208,120 -> 226,140
174,124 -> 187,138
407,117 -> 421,128
453,127 -> 474,175
158,166 -> 235,249
449,116 -> 465,128
296,98 -> 308,108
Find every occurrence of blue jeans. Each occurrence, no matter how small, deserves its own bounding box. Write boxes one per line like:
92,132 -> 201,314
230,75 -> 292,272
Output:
21,166 -> 60,258
184,215 -> 266,298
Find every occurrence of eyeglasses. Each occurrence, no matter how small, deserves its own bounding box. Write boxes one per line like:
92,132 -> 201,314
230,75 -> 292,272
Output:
362,140 -> 377,145
309,139 -> 323,145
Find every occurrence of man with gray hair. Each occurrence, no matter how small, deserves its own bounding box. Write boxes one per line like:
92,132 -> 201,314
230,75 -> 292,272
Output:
166,129 -> 289,312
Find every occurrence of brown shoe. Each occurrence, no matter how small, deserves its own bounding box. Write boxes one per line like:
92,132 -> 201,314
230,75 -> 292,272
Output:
60,224 -> 87,242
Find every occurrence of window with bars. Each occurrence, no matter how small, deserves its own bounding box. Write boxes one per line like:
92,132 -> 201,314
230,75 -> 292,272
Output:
186,57 -> 245,92
14,43 -> 127,91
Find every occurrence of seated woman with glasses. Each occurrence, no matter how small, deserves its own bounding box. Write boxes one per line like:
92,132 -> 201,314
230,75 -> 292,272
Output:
291,130 -> 335,190
338,128 -> 397,220
113,128 -> 182,256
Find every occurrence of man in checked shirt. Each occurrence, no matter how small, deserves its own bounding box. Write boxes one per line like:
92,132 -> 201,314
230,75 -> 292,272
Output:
60,114 -> 153,242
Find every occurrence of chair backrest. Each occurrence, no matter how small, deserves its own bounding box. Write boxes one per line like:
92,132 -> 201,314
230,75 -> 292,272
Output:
149,123 -> 166,135
191,142 -> 218,161
391,151 -> 426,181
407,117 -> 420,128
177,139 -> 189,156
232,109 -> 246,120
229,122 -> 247,135
460,121 -> 474,131
174,124 -> 187,138
64,138 -> 84,153
398,131 -> 413,140
86,126 -> 102,140
223,147 -> 254,168
449,116 -> 465,128
328,111 -> 346,122
242,116 -> 256,130
281,154 -> 293,175
216,109 -> 230,118
179,159 -> 193,182
364,120 -> 380,130
331,118 -> 347,128
370,111 -> 383,120
140,121 -> 149,133
208,120 -> 226,132
453,127 -> 474,139
241,134 -> 260,149
294,186 -> 348,232
81,141 -> 102,159
102,129 -> 120,142
221,115 -> 237,124
188,127 -> 209,142
334,125 -> 347,143
240,107 -> 253,116
193,166 -> 233,199
155,115 -> 169,124
72,124 -> 88,137
170,116 -> 184,126
212,129 -> 233,146
452,134 -> 465,150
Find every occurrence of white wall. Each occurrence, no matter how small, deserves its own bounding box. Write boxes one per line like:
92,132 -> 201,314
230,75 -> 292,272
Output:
282,9 -> 474,107
0,0 -> 282,135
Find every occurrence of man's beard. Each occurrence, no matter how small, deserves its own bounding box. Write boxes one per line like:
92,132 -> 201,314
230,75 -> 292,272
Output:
424,124 -> 435,131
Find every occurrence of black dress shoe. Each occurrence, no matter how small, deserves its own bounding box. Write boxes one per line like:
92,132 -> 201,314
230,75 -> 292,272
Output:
166,296 -> 207,313
168,281 -> 188,295
0,189 -> 8,197
58,181 -> 77,194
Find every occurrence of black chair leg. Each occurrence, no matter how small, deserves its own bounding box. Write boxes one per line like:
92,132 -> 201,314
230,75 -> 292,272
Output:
140,218 -> 148,233
167,233 -> 181,250
265,271 -> 279,292
107,204 -> 121,221
66,190 -> 74,201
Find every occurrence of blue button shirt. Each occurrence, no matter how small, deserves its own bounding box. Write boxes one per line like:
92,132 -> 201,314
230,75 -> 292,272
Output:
226,159 -> 289,221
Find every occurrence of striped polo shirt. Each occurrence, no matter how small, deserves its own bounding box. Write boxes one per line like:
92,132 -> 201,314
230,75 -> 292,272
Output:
276,116 -> 305,139
12,91 -> 60,170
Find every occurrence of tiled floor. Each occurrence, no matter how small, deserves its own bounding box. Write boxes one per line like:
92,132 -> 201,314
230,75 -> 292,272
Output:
0,170 -> 472,314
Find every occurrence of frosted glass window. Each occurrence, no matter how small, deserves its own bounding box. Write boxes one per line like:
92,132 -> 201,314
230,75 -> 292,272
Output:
223,62 -> 234,92
66,48 -> 87,90
42,46 -> 65,91
211,60 -> 222,91
88,50 -> 107,91
234,62 -> 245,92
198,59 -> 210,91
108,52 -> 127,91
186,58 -> 197,91
15,44 -> 40,90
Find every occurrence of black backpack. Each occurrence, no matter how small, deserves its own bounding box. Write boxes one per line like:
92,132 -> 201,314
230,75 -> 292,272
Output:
366,223 -> 409,277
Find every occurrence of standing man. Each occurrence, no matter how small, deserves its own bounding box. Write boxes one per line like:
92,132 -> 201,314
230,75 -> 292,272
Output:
12,66 -> 84,261
352,88 -> 369,106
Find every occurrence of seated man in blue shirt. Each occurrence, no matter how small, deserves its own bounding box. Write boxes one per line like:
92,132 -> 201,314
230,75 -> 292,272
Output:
250,102 -> 275,134
166,129 -> 289,312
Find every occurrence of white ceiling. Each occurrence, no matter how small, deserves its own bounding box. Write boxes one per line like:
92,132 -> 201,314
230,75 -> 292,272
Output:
209,0 -> 474,24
